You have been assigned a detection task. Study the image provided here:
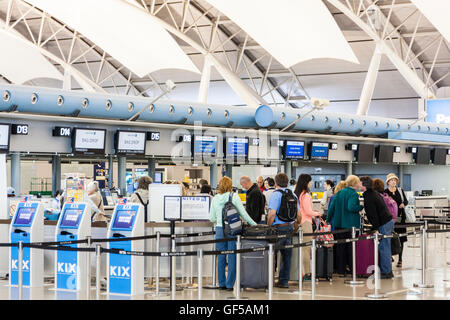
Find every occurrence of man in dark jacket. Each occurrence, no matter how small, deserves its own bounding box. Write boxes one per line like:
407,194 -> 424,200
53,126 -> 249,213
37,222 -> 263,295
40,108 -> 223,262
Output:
359,176 -> 394,279
240,176 -> 266,223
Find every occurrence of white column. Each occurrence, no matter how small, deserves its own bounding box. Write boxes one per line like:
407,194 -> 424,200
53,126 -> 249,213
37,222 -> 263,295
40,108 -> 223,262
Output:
198,55 -> 212,103
0,154 -> 7,219
357,44 -> 383,116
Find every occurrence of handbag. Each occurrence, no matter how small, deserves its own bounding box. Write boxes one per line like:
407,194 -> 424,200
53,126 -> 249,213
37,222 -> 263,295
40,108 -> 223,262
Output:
315,218 -> 334,247
391,232 -> 401,255
405,206 -> 416,223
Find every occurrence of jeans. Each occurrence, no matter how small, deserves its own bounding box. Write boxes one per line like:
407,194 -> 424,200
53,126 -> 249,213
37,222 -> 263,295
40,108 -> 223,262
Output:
274,224 -> 294,286
215,227 -> 237,289
378,220 -> 394,274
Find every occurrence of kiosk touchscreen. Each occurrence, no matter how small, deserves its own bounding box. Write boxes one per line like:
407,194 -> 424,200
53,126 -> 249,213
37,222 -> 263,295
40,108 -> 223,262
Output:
107,202 -> 144,296
55,202 -> 91,291
9,201 -> 44,287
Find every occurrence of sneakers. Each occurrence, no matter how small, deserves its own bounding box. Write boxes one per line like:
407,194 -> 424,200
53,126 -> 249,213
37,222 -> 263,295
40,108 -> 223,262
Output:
302,274 -> 312,282
380,272 -> 394,279
274,282 -> 289,288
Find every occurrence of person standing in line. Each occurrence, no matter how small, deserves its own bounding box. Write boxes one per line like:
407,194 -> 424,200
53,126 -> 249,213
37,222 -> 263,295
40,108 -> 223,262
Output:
288,179 -> 297,192
320,180 -> 335,219
267,173 -> 299,288
256,176 -> 266,193
385,173 -> 408,268
130,176 -> 153,222
294,174 -> 321,282
263,177 -> 276,205
326,175 -> 363,277
87,181 -> 106,222
328,180 -> 347,231
240,176 -> 266,224
209,177 -> 257,291
359,176 -> 394,279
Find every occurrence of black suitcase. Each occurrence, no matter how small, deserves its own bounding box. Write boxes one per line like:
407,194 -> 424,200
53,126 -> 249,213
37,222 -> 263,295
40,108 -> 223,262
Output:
316,246 -> 333,282
240,239 -> 269,289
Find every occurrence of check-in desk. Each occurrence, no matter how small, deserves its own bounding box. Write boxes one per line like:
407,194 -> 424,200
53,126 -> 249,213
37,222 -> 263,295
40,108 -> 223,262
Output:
414,196 -> 449,218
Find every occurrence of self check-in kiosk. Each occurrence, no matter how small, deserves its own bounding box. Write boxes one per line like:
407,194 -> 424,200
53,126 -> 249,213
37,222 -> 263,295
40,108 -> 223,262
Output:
55,202 -> 91,291
9,200 -> 44,287
107,201 -> 144,295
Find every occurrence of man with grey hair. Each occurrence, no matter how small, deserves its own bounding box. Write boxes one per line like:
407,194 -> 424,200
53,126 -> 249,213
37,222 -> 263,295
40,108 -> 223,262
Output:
240,176 -> 266,223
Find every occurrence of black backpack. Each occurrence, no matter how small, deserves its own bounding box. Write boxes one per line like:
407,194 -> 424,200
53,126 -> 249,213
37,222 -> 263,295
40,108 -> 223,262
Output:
135,192 -> 149,222
275,189 -> 298,222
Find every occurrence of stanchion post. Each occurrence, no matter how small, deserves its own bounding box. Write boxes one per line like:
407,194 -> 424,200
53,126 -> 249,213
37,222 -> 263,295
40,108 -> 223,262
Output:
268,243 -> 274,300
18,241 -> 23,301
345,227 -> 364,286
155,232 -> 160,295
171,236 -> 176,300
311,239 -> 316,300
86,236 -> 91,299
204,227 -> 218,290
227,235 -> 248,300
197,249 -> 203,300
95,244 -> 101,300
414,224 -> 434,289
366,233 -> 387,299
289,228 -> 303,295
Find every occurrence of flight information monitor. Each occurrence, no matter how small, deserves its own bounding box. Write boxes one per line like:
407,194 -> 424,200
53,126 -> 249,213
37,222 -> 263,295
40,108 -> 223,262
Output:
72,128 -> 106,155
284,141 -> 305,159
0,124 -> 10,153
356,144 -> 374,163
13,207 -> 37,226
115,131 -> 146,155
193,135 -> 217,156
376,145 -> 394,163
432,148 -> 446,165
416,147 -> 431,164
112,209 -> 137,230
225,137 -> 249,157
59,209 -> 83,228
310,142 -> 329,160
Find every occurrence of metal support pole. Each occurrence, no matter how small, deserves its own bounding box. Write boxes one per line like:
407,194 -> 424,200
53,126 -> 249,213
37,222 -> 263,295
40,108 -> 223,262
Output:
171,237 -> 176,300
290,228 -> 303,295
227,235 -> 248,300
345,227 -> 364,285
268,243 -> 274,300
204,227 -> 218,289
18,241 -> 23,301
86,236 -> 91,298
311,239 -> 316,300
152,231 -> 168,296
95,244 -> 101,300
197,249 -> 203,300
366,233 -> 387,299
190,227 -> 194,286
414,225 -> 434,288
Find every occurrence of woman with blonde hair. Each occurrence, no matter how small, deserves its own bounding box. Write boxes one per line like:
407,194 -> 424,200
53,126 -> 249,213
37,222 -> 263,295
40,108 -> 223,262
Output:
209,176 -> 257,291
326,175 -> 363,277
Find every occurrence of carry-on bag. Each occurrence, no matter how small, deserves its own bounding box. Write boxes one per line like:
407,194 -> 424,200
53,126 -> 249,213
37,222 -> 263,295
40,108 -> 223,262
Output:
316,246 -> 333,281
355,233 -> 375,277
391,233 -> 401,255
240,239 -> 269,289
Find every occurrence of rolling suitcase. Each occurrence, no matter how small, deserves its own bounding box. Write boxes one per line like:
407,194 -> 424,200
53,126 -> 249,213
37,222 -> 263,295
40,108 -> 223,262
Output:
355,234 -> 375,277
240,239 -> 269,289
316,246 -> 333,281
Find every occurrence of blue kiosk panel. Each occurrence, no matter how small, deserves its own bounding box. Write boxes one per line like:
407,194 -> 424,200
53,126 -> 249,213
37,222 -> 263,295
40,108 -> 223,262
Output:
56,203 -> 87,290
10,202 -> 39,286
109,204 -> 139,295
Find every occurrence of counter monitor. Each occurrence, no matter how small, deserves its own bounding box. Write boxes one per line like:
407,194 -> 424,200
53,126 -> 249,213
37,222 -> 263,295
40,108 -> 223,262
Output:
225,137 -> 249,157
72,128 -> 106,155
115,130 -> 146,155
112,209 -> 137,230
376,145 -> 394,163
356,144 -> 374,163
415,147 -> 431,164
59,209 -> 83,228
283,140 -> 305,159
310,142 -> 329,160
13,207 -> 37,227
432,148 -> 447,165
193,135 -> 217,156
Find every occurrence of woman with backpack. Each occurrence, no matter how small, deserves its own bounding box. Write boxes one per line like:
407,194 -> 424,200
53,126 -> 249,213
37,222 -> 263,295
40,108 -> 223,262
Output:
130,176 -> 152,222
385,173 -> 408,268
294,174 -> 321,282
209,176 -> 257,291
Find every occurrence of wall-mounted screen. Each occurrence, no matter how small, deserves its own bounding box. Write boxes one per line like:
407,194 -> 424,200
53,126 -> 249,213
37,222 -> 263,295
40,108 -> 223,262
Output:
181,196 -> 211,221
356,144 -> 374,163
415,147 -> 430,164
432,148 -> 446,165
112,209 -> 137,230
225,137 -> 249,157
0,124 -> 10,153
283,141 -> 304,159
72,128 -> 106,155
13,207 -> 36,226
115,130 -> 146,155
154,172 -> 162,184
310,142 -> 329,160
376,145 -> 394,163
59,209 -> 83,228
193,135 -> 217,156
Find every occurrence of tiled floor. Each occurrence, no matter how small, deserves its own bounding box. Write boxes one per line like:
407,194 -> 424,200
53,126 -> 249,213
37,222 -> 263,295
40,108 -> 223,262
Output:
1,233 -> 449,300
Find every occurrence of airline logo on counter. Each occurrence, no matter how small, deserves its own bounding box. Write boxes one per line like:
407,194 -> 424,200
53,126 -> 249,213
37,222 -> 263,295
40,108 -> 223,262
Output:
11,259 -> 30,270
57,262 -> 76,274
110,266 -> 130,278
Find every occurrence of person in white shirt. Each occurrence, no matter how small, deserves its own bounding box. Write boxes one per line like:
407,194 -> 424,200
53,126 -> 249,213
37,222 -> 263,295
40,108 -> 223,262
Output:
49,189 -> 63,213
263,177 -> 276,205
320,180 -> 335,219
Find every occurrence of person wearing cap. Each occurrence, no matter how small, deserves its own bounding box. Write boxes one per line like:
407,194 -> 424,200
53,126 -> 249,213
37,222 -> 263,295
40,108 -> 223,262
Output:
385,173 -> 408,268
359,176 -> 394,279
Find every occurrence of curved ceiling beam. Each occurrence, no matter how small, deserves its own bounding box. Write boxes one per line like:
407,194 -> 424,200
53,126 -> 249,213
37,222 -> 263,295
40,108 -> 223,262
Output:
326,0 -> 436,101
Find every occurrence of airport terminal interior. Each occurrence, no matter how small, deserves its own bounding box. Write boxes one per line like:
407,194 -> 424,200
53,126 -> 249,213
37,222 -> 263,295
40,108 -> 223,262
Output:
0,0 -> 450,302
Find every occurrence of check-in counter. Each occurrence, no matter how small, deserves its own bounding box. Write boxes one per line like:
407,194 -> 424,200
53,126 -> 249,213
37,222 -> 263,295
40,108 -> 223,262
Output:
414,196 -> 449,218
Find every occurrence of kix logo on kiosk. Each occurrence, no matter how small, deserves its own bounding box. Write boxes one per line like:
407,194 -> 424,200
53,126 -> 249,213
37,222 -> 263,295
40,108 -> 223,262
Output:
9,199 -> 44,287
106,202 -> 144,296
54,201 -> 91,291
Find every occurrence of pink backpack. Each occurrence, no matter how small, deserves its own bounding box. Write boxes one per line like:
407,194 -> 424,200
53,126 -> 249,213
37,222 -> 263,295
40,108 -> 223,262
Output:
380,192 -> 398,221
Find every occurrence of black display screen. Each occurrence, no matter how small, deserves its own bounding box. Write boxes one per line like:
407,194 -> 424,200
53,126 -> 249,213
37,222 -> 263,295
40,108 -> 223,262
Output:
376,145 -> 394,163
356,144 -> 374,163
416,147 -> 431,164
432,148 -> 446,165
